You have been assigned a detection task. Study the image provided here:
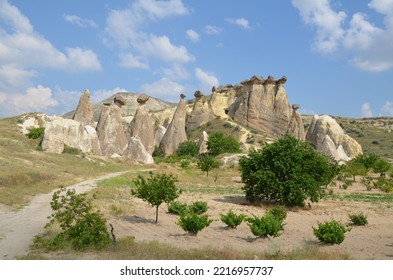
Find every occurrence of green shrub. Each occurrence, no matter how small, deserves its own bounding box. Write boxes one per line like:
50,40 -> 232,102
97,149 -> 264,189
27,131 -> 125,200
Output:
152,146 -> 165,157
176,141 -> 199,157
177,213 -> 212,235
131,173 -> 181,223
26,127 -> 45,139
348,213 -> 368,226
189,201 -> 208,214
373,177 -> 393,192
42,187 -> 111,250
372,158 -> 391,177
180,158 -> 191,169
220,210 -> 245,228
240,135 -> 336,206
266,205 -> 287,223
168,201 -> 188,216
313,220 -> 350,244
207,132 -> 241,156
246,214 -> 284,238
197,154 -> 220,177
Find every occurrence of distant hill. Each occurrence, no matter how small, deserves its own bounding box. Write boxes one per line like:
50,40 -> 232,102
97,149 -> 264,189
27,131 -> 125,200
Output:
63,92 -> 176,121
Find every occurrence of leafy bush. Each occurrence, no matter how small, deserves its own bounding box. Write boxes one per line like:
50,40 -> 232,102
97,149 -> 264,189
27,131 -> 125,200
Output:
220,210 -> 245,228
168,201 -> 188,216
266,205 -> 287,223
62,144 -> 81,155
42,187 -> 111,250
176,141 -> 199,157
152,146 -> 165,157
373,177 -> 393,193
180,158 -> 191,169
26,127 -> 45,139
246,214 -> 284,238
189,201 -> 208,214
372,158 -> 391,177
313,220 -> 350,244
177,213 -> 212,235
348,213 -> 368,226
197,154 -> 220,177
343,160 -> 368,182
239,135 -> 336,206
131,173 -> 181,223
207,132 -> 241,156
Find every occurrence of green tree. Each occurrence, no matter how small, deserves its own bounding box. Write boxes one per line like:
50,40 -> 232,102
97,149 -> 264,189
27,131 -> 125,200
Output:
372,158 -> 391,177
207,132 -> 241,156
197,154 -> 220,177
131,173 -> 181,223
176,140 -> 199,157
343,160 -> 368,182
239,135 -> 335,207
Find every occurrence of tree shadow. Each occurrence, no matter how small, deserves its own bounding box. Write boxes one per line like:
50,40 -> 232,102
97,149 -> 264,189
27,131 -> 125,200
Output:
122,215 -> 156,224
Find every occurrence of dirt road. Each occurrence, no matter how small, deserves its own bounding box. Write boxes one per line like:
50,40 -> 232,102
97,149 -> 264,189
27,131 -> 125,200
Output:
0,171 -> 129,260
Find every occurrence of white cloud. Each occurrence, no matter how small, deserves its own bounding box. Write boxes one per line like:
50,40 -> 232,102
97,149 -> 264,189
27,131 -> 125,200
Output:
195,68 -> 219,91
361,103 -> 373,117
292,0 -> 393,72
163,64 -> 190,80
226,18 -> 250,29
0,92 -> 6,104
186,29 -> 200,43
105,0 -> 193,65
141,78 -> 184,100
381,101 -> 393,116
204,25 -> 223,35
0,65 -> 36,90
118,53 -> 149,69
63,14 -> 98,28
65,47 -> 102,72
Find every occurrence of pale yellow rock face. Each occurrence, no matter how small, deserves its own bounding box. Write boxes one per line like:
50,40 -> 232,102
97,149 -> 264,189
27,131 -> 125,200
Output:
306,114 -> 363,161
41,117 -> 101,155
126,103 -> 155,154
123,136 -> 154,164
72,89 -> 95,127
208,86 -> 237,118
160,96 -> 188,155
187,95 -> 214,132
287,109 -> 306,141
198,131 -> 209,154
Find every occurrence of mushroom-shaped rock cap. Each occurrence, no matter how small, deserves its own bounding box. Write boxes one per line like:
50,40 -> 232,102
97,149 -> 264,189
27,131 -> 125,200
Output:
84,89 -> 90,95
103,101 -> 111,106
292,104 -> 300,110
180,93 -> 186,99
211,86 -> 216,93
114,96 -> 126,107
277,76 -> 287,85
264,75 -> 276,84
194,90 -> 203,98
137,94 -> 150,104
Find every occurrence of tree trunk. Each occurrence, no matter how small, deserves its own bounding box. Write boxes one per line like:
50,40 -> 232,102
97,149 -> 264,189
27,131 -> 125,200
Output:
155,205 -> 159,224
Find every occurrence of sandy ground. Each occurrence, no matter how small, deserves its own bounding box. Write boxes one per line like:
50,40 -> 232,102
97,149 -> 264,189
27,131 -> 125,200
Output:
110,182 -> 393,260
0,171 -> 129,260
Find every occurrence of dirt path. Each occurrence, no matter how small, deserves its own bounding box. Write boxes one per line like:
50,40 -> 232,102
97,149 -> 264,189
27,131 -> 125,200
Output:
0,171 -> 130,260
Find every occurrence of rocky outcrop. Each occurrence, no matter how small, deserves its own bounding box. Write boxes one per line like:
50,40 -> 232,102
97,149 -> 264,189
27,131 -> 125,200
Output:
306,114 -> 362,161
17,113 -> 51,134
126,94 -> 155,154
287,104 -> 305,141
96,99 -> 128,156
226,76 -> 292,138
209,85 -> 237,118
123,136 -> 154,164
198,131 -> 209,154
41,117 -> 101,154
72,89 -> 95,127
186,91 -> 214,132
154,125 -> 167,147
160,94 -> 188,155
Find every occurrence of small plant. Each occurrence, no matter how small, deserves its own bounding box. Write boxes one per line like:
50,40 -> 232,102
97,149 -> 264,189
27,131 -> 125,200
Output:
176,141 -> 199,157
62,144 -> 81,155
267,205 -> 287,223
220,210 -> 245,228
131,173 -> 181,223
152,146 -> 165,158
373,177 -> 393,193
177,213 -> 212,235
197,154 -> 220,177
168,201 -> 188,216
348,213 -> 368,226
189,201 -> 208,214
180,158 -> 191,169
246,214 -> 284,238
361,176 -> 374,191
26,127 -> 45,139
313,220 -> 350,244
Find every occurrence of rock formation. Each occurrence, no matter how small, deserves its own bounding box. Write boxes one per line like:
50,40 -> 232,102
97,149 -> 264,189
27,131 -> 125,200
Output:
286,104 -> 305,141
160,94 -> 188,155
72,89 -> 95,127
186,91 -> 214,132
123,136 -> 154,164
126,94 -> 155,154
198,131 -> 209,154
154,125 -> 167,147
226,76 -> 292,138
96,98 -> 128,156
208,84 -> 238,118
41,117 -> 101,154
306,114 -> 362,161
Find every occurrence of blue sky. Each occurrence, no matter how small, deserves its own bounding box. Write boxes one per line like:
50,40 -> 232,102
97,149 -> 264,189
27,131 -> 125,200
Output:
0,0 -> 392,118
